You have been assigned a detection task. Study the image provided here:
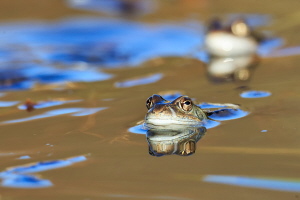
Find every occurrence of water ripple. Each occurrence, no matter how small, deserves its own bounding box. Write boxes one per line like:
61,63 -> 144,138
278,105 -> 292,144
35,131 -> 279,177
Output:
258,38 -> 283,56
263,46 -> 300,58
240,90 -> 271,98
115,73 -> 163,88
0,64 -> 113,91
1,107 -> 107,124
203,175 -> 300,192
66,0 -> 155,16
0,18 -> 203,68
227,14 -> 271,27
0,15 -> 289,91
0,156 -> 86,188
18,99 -> 82,110
199,103 -> 229,109
208,109 -> 249,121
18,155 -> 31,160
128,124 -> 147,135
0,101 -> 19,107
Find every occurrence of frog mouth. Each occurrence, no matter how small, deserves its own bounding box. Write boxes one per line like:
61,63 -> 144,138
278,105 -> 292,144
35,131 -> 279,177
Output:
145,115 -> 201,126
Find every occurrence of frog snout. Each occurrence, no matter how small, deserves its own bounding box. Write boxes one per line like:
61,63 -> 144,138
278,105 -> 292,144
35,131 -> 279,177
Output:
149,104 -> 170,114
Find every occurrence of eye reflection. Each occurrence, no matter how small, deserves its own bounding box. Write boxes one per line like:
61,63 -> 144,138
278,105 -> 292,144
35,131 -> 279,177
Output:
146,126 -> 206,157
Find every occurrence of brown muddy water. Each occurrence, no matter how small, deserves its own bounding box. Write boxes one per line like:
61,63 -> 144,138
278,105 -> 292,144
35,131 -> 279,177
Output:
0,0 -> 300,199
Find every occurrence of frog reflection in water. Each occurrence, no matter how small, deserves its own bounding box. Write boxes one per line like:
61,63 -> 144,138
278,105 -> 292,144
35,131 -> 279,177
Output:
144,94 -> 208,156
145,95 -> 208,126
147,126 -> 206,157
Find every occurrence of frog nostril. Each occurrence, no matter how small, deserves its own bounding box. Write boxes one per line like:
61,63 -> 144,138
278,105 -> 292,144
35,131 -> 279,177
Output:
150,104 -> 166,114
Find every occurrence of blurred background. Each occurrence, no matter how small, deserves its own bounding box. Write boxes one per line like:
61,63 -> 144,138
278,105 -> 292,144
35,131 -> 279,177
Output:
0,0 -> 300,199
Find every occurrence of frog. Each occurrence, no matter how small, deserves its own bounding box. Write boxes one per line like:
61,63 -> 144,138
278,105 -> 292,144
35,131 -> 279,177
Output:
205,18 -> 262,57
144,94 -> 208,126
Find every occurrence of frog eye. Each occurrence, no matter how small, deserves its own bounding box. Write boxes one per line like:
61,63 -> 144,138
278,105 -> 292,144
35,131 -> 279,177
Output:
180,99 -> 193,112
146,95 -> 166,110
146,97 -> 153,110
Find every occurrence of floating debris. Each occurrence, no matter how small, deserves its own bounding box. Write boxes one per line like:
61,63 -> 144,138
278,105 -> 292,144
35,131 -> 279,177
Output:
23,99 -> 36,112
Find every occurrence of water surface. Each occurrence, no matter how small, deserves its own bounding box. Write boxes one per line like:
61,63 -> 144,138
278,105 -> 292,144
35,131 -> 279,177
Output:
0,1 -> 300,200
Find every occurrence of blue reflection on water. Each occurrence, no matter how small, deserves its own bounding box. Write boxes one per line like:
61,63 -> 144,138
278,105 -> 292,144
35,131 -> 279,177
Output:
1,107 -> 107,124
227,14 -> 271,27
0,64 -> 112,91
258,38 -> 283,56
0,18 -> 203,67
202,119 -> 221,129
115,73 -> 163,88
0,18 -> 204,91
0,156 -> 86,188
0,80 -> 34,91
263,46 -> 300,58
0,15 -> 292,91
5,156 -> 86,174
18,99 -> 82,110
2,108 -> 81,124
199,103 -> 249,121
240,90 -> 271,98
199,103 -> 228,109
203,175 -> 300,192
71,107 -> 106,116
0,15 -> 289,68
128,124 -> 147,134
18,155 -> 31,160
36,68 -> 112,83
208,109 -> 249,121
66,0 -> 154,16
1,174 -> 52,188
192,51 -> 210,63
0,101 -> 19,107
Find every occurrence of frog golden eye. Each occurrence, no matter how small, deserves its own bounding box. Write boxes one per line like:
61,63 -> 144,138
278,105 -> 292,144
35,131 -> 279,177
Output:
146,97 -> 153,110
180,99 -> 193,112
